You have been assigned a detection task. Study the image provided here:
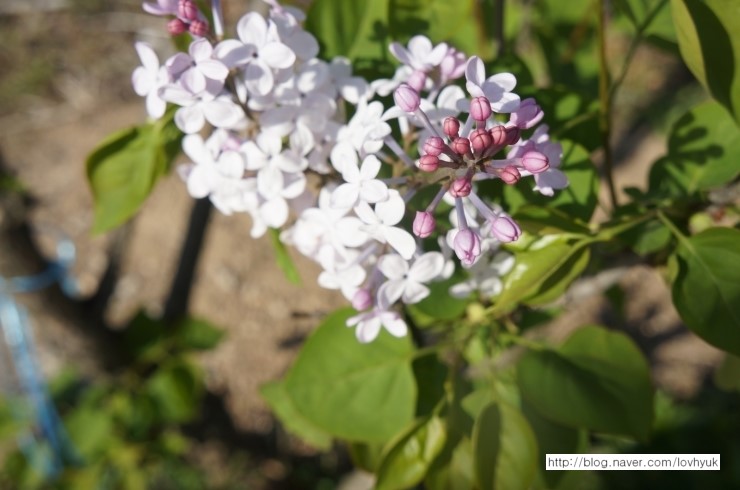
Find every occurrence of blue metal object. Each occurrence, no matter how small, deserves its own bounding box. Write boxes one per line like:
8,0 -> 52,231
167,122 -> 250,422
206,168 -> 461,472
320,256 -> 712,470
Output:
0,229 -> 79,478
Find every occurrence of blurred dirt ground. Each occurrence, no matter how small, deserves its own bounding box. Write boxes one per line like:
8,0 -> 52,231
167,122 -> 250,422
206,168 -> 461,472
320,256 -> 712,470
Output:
0,0 -> 726,486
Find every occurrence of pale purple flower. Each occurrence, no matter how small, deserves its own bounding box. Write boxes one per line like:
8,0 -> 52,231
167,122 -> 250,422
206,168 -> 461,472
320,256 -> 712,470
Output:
389,35 -> 448,73
377,252 -> 445,305
463,56 -> 520,113
508,125 -> 567,196
450,251 -> 514,298
354,190 -> 416,260
169,38 -> 229,96
510,98 -> 544,129
331,155 -> 389,209
142,0 -> 178,16
346,305 -> 408,343
131,42 -> 169,119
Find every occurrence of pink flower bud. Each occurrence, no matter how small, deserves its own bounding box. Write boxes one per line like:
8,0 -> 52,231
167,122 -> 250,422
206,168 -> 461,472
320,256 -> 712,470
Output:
178,0 -> 199,20
443,117 -> 460,138
394,83 -> 420,113
470,96 -> 492,121
352,288 -> 373,311
470,128 -> 492,154
499,165 -> 521,184
453,228 -> 482,266
167,18 -> 188,35
509,98 -> 544,129
504,126 -> 521,146
449,177 -> 472,197
490,216 -> 521,243
489,125 -> 507,146
522,151 -> 549,174
413,211 -> 436,238
418,154 -> 440,172
423,136 -> 445,157
188,19 -> 209,37
452,137 -> 470,155
407,70 -> 427,92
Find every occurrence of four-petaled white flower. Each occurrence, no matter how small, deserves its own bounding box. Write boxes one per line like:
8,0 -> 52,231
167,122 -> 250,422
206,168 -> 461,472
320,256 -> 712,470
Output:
463,56 -> 520,113
449,251 -> 515,298
331,155 -> 389,209
131,42 -> 169,119
354,190 -> 416,260
346,298 -> 408,343
389,35 -> 448,73
377,252 -> 445,305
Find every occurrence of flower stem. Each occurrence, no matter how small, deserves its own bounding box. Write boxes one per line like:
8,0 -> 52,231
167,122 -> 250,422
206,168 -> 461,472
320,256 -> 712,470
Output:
597,0 -> 619,211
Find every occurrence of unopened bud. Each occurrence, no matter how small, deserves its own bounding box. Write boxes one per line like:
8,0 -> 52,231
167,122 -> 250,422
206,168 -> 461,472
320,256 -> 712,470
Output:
407,70 -> 427,92
452,137 -> 471,156
453,228 -> 482,266
449,177 -> 472,197
489,125 -> 507,146
490,216 -> 521,243
189,19 -> 209,37
470,96 -> 492,121
413,211 -> 436,238
499,165 -> 521,184
394,83 -> 420,112
510,98 -> 544,129
443,117 -> 460,138
504,125 -> 520,146
167,18 -> 188,35
418,154 -> 440,172
522,151 -> 549,174
423,136 -> 445,157
178,0 -> 199,21
470,128 -> 492,154
352,288 -> 373,311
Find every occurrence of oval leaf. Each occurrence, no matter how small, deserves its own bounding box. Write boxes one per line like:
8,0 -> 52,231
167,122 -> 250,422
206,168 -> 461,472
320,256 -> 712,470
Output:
283,308 -> 416,442
517,325 -> 654,441
671,227 -> 740,355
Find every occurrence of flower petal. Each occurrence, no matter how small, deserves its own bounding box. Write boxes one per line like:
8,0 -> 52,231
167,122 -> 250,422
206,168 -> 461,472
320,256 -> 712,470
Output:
408,252 -> 445,282
377,254 -> 409,280
383,226 -> 416,260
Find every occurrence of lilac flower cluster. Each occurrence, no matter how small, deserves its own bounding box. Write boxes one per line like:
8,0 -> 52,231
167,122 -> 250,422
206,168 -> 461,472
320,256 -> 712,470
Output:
132,0 -> 568,343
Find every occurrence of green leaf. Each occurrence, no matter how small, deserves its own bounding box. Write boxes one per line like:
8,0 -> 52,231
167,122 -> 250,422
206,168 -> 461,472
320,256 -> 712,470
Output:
146,360 -> 203,423
64,408 -> 114,459
513,205 -> 592,236
123,311 -> 166,361
281,308 -> 416,442
86,111 -> 182,233
424,437 -> 476,490
268,228 -> 301,285
348,441 -> 386,473
671,227 -> 740,355
492,235 -> 591,315
617,217 -> 672,256
531,87 -> 600,151
408,272 -> 471,323
503,141 -> 599,224
649,101 -> 740,198
714,354 -> 740,392
260,381 -> 333,449
376,416 -> 447,490
413,353 -> 448,417
472,402 -> 538,490
175,317 -> 225,351
517,325 -> 654,441
672,0 -> 740,125
305,0 -> 391,66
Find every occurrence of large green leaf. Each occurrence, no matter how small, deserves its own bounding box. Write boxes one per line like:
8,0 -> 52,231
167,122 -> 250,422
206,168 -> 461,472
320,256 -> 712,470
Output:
305,0 -> 391,65
671,227 -> 740,355
672,0 -> 740,125
376,416 -> 447,490
86,111 -> 182,233
517,325 -> 654,441
260,381 -> 332,449
504,141 -> 599,224
280,308 -> 416,442
146,360 -> 203,424
649,101 -> 740,198
472,402 -> 538,490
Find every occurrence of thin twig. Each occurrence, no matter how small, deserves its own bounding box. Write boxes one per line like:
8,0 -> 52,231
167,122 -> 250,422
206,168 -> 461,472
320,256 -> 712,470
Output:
597,0 -> 619,210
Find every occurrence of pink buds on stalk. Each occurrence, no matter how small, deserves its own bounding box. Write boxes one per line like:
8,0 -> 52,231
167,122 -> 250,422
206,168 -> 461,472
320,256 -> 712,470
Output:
490,216 -> 521,243
189,19 -> 209,37
470,128 -> 492,154
168,18 -> 188,35
522,151 -> 549,174
470,96 -> 492,122
453,228 -> 482,266
407,70 -> 427,92
351,288 -> 373,311
394,83 -> 420,113
418,154 -> 440,172
452,137 -> 471,156
489,125 -> 507,147
499,165 -> 521,184
423,136 -> 445,157
449,177 -> 472,197
178,0 -> 199,20
413,211 -> 437,238
443,117 -> 460,138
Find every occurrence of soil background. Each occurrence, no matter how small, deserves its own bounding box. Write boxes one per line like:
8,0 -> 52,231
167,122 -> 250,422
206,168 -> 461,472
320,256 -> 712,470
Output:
0,1 -> 725,488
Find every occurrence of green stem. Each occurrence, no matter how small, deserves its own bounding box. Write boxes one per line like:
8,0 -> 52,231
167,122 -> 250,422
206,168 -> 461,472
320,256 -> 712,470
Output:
597,0 -> 619,211
657,210 -> 689,244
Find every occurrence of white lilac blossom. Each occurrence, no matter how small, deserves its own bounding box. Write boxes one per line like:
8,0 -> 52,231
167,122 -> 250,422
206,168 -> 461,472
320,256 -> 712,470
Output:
133,0 -> 570,342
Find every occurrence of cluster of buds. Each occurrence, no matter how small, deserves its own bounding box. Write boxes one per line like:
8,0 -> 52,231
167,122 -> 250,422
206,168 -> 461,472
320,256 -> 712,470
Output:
144,0 -> 212,37
133,0 -> 569,343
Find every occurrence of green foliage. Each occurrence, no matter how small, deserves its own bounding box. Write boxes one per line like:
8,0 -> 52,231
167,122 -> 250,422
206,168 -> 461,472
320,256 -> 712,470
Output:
263,309 -> 416,443
669,227 -> 740,356
672,0 -> 740,126
517,326 -> 654,442
86,110 -> 183,234
268,228 -> 302,285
